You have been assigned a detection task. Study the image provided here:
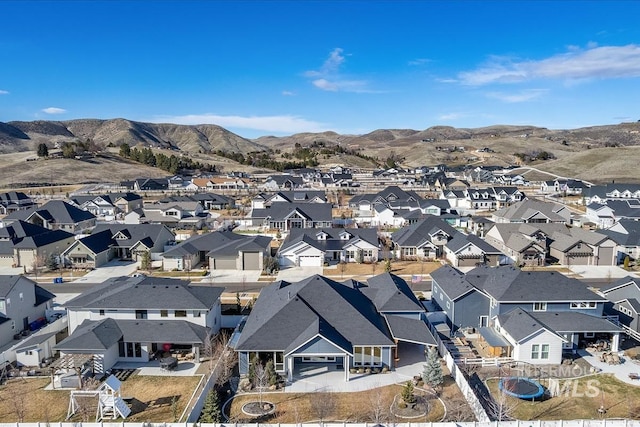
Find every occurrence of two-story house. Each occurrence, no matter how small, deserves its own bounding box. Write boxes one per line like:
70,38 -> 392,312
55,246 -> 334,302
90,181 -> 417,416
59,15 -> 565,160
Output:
391,216 -> 460,260
55,276 -> 224,374
0,275 -> 55,348
430,265 -> 620,364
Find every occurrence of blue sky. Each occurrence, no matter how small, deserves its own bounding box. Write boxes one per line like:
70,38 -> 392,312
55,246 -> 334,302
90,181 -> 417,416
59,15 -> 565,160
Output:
1,1 -> 640,138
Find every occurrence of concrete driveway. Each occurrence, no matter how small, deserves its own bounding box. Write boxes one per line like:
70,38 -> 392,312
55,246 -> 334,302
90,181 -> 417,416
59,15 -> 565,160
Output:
568,265 -> 637,280
276,266 -> 323,282
73,260 -> 140,283
199,269 -> 262,283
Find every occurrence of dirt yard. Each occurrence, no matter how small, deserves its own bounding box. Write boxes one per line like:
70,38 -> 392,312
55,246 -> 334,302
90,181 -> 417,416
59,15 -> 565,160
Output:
0,374 -> 201,422
323,260 -> 443,280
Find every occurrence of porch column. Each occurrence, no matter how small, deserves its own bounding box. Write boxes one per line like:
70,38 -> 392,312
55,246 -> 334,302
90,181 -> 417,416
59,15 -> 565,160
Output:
344,354 -> 350,382
193,345 -> 200,363
287,356 -> 293,382
394,339 -> 399,367
611,333 -> 620,352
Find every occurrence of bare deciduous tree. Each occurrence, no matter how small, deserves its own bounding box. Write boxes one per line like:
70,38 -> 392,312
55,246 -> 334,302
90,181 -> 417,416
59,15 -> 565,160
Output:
444,397 -> 476,422
310,391 -> 337,425
367,386 -> 388,424
202,330 -> 237,388
254,363 -> 269,407
9,390 -> 27,422
487,387 -> 518,421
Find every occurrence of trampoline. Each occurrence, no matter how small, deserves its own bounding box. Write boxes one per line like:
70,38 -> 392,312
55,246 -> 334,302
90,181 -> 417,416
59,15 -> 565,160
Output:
499,376 -> 544,400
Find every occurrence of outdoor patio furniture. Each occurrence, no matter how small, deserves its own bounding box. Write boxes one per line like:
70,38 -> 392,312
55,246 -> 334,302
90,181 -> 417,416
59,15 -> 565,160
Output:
628,373 -> 640,380
159,357 -> 178,371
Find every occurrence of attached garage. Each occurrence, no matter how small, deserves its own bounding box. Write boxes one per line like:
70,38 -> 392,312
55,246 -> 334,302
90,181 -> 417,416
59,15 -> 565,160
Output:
598,246 -> 615,266
299,255 -> 322,267
242,252 -> 261,270
213,257 -> 237,269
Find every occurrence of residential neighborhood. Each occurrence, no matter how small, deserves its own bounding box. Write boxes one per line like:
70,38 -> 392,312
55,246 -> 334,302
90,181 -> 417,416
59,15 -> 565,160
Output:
1,165 -> 640,425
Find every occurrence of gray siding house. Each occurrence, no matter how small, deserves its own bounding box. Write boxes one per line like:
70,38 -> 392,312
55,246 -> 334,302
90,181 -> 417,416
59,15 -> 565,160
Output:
431,265 -> 621,361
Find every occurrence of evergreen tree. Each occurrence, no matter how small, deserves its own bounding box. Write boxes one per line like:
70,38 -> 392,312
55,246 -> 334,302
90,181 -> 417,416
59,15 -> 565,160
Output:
401,380 -> 416,404
46,253 -> 58,270
422,347 -> 444,390
624,256 -> 630,270
140,251 -> 152,270
265,359 -> 278,386
199,389 -> 222,423
37,143 -> 49,157
119,143 -> 131,158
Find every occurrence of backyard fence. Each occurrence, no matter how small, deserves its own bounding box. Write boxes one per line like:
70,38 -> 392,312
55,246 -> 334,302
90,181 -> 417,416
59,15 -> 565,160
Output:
0,420 -> 638,427
430,323 -> 491,422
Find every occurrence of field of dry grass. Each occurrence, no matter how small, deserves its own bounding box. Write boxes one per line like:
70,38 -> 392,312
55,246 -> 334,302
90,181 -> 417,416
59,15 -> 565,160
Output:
324,260 -> 443,280
0,151 -> 168,189
227,376 -> 467,423
0,374 -> 201,422
486,374 -> 640,420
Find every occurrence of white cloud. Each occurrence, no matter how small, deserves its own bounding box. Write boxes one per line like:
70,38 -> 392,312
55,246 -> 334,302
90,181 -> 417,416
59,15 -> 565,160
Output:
457,44 -> 640,85
438,112 -> 467,121
408,58 -> 430,66
304,48 -> 380,93
281,90 -> 296,96
42,107 -> 67,114
0,90 -> 8,95
150,113 -> 329,134
485,89 -> 548,103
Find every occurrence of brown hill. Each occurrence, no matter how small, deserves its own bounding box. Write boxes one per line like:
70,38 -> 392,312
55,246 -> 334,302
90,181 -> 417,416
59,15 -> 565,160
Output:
1,118 -> 267,155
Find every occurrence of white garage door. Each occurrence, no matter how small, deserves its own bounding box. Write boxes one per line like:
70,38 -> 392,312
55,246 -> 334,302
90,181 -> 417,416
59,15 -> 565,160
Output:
299,255 -> 322,267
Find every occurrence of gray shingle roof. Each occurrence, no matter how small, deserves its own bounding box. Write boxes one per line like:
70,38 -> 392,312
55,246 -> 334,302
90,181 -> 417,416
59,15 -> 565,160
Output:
63,276 -> 223,310
468,265 -> 605,302
235,275 -> 395,353
163,231 -> 271,257
55,318 -> 122,351
5,200 -> 95,224
531,311 -> 621,333
14,331 -> 57,352
361,272 -> 424,312
279,227 -> 379,254
250,202 -> 332,222
92,224 -> 174,250
384,315 -> 436,345
391,216 -> 459,248
56,318 -> 208,352
446,233 -> 502,254
430,265 -> 475,301
493,200 -> 569,223
497,308 -> 558,342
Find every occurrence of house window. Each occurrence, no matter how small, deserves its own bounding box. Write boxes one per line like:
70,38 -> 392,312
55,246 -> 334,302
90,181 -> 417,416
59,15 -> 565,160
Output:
275,352 -> 284,371
353,346 -> 384,367
160,310 -> 168,317
175,310 -> 187,317
541,344 -> 550,360
135,310 -> 148,319
584,332 -> 595,338
533,302 -> 547,312
11,320 -> 15,330
531,344 -> 540,359
570,302 -> 597,309
490,297 -> 497,309
99,310 -> 105,316
118,340 -> 142,358
0,300 -> 4,311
